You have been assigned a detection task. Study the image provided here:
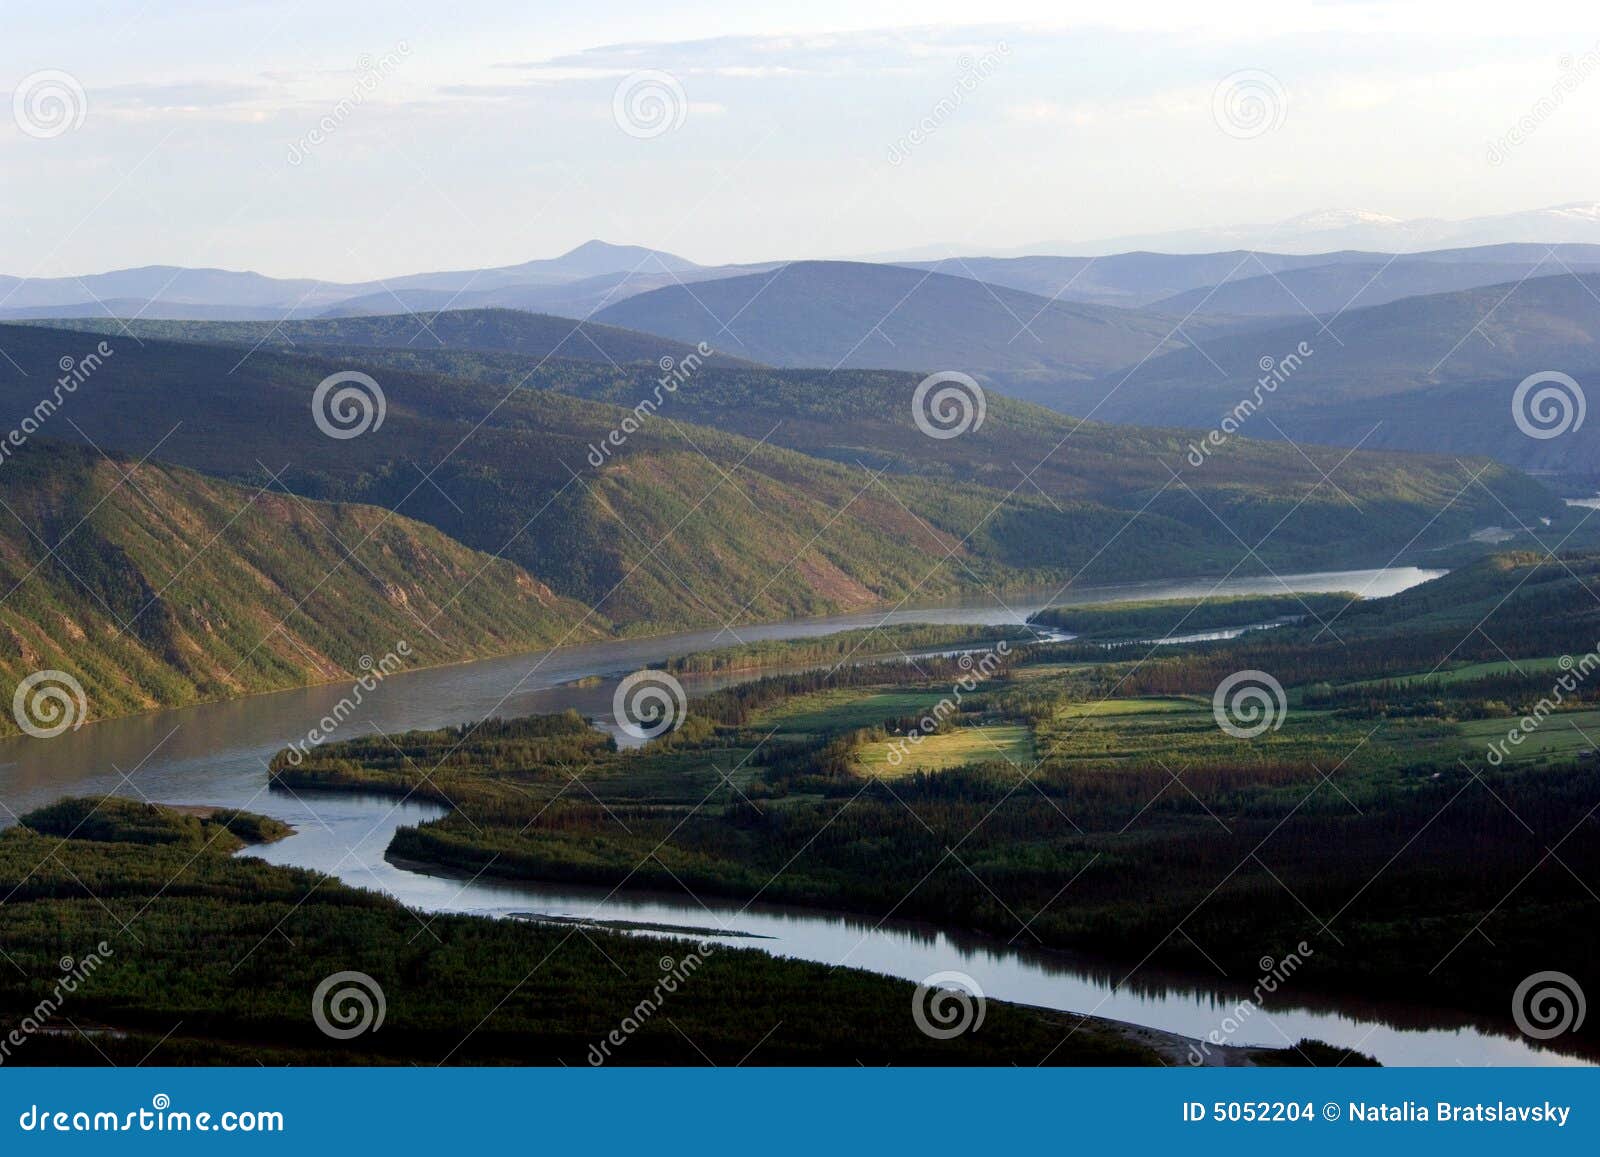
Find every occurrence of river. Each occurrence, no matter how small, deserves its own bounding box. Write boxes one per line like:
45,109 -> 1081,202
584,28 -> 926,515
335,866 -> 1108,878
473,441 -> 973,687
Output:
2,564 -> 1585,1067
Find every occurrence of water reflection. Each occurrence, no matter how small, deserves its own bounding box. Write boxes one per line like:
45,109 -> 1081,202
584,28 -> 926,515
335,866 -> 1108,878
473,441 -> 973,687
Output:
6,565 -> 1574,1066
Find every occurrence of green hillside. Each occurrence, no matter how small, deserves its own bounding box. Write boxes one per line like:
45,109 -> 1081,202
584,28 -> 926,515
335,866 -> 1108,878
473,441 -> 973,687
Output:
0,441 -> 596,734
0,322 -> 1561,647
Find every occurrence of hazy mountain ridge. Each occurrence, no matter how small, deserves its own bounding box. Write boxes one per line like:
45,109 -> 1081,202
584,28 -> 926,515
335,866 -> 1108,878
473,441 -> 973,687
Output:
22,310 -> 760,370
1032,273 -> 1600,475
590,260 -> 1221,386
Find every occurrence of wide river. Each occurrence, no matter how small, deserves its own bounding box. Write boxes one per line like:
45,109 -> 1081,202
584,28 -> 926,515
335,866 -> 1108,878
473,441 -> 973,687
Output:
1,566 -> 1587,1067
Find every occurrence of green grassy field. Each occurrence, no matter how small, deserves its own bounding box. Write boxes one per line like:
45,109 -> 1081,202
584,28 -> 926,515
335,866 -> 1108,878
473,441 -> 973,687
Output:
1458,708 -> 1600,764
748,688 -> 942,735
854,723 -> 1036,776
1344,655 -> 1574,688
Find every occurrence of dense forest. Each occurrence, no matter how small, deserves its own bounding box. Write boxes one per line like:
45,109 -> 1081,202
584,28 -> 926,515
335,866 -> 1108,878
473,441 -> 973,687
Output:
0,796 -> 1235,1066
274,554 -> 1600,1054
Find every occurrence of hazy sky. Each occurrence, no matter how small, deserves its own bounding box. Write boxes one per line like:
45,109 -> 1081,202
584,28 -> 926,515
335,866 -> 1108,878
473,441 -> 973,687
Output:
3,0 -> 1598,279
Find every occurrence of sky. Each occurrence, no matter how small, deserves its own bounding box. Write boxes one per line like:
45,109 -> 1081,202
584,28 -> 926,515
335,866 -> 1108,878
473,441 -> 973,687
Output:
3,0 -> 1599,280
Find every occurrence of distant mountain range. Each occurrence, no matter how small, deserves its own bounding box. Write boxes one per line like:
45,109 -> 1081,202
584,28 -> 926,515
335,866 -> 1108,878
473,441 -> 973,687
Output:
897,244 -> 1600,311
1024,273 -> 1600,476
0,240 -> 738,323
8,203 -> 1600,325
7,205 -> 1600,484
941,203 -> 1600,258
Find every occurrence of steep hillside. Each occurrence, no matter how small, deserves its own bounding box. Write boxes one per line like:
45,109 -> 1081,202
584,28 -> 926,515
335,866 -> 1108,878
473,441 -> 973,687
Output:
0,324 -> 1559,645
0,441 -> 596,734
0,325 -> 1025,631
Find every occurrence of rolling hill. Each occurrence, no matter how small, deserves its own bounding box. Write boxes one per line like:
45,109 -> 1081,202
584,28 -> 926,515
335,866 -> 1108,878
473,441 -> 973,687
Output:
591,260 -> 1216,386
1025,272 -> 1600,477
1150,257 -> 1600,318
901,243 -> 1600,312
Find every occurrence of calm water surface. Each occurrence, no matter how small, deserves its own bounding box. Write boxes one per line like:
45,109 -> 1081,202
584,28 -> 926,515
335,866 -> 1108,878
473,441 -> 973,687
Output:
7,565 -> 1581,1066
